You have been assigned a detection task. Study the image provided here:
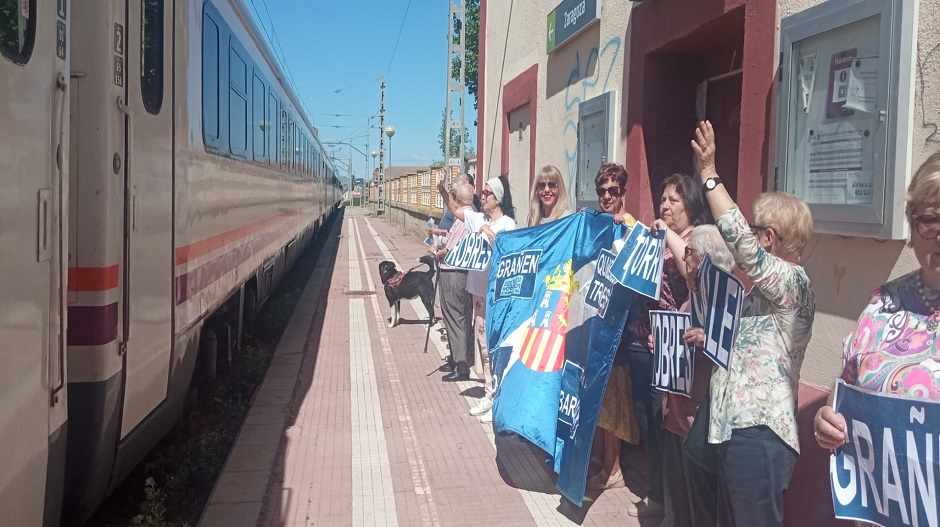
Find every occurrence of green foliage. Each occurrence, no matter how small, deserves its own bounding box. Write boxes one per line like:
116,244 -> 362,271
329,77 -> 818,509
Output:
438,109 -> 476,161
131,478 -> 169,527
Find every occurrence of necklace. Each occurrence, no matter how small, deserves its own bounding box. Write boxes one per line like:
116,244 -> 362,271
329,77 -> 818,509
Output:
914,273 -> 940,331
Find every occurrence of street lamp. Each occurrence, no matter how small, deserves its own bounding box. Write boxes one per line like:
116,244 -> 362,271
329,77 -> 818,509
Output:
385,126 -> 395,170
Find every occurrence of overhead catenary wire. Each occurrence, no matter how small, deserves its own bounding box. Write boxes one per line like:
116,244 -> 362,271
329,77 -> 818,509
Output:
384,0 -> 414,78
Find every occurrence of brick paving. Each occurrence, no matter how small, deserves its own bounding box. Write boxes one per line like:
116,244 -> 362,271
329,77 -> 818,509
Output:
199,207 -> 655,527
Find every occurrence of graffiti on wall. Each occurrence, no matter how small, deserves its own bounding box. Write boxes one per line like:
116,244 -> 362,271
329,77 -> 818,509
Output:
561,37 -> 621,195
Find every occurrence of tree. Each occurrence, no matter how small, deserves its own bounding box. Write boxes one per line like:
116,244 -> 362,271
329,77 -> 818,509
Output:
438,109 -> 475,162
450,0 -> 479,121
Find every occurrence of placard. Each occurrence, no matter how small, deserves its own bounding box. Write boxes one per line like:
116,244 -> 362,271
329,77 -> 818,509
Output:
694,256 -> 745,370
650,311 -> 695,397
610,222 -> 665,300
444,232 -> 492,271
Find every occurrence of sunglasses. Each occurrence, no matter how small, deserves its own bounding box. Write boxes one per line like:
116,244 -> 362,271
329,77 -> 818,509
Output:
537,181 -> 558,190
913,213 -> 940,239
595,185 -> 623,198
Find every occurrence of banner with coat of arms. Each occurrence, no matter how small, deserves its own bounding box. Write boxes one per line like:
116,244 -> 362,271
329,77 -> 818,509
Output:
486,210 -> 634,505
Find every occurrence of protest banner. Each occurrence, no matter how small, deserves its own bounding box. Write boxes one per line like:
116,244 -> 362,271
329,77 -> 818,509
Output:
487,210 -> 632,506
610,222 -> 665,299
693,255 -> 744,370
830,380 -> 940,527
444,231 -> 492,271
650,310 -> 695,397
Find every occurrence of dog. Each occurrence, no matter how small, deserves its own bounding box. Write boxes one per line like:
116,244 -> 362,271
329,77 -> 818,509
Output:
378,254 -> 436,328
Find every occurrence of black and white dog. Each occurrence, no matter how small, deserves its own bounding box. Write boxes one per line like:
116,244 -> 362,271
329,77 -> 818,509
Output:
378,254 -> 436,327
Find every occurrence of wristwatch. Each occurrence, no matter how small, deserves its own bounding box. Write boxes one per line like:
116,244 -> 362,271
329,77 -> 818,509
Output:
703,176 -> 722,193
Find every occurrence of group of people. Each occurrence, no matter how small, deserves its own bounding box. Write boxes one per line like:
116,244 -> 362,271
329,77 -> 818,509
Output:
422,120 -> 940,527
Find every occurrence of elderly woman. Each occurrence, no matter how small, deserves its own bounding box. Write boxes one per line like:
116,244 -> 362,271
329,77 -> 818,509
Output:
815,153 -> 940,510
693,121 -> 815,527
646,224 -> 730,527
586,164 -> 640,491
620,173 -> 708,517
438,175 -> 516,422
527,165 -> 570,226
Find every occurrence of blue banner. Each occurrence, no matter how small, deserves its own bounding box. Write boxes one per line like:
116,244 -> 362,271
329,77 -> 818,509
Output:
693,255 -> 744,370
830,381 -> 940,527
610,222 -> 665,300
487,210 -> 632,506
650,311 -> 695,397
444,232 -> 492,271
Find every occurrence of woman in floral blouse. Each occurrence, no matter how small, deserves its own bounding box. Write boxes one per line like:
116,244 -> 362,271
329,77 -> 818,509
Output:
815,153 -> 940,454
693,121 -> 816,527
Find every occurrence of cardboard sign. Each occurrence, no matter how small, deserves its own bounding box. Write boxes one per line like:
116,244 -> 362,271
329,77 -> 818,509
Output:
444,232 -> 492,271
650,310 -> 695,397
694,255 -> 744,370
610,222 -> 665,300
830,381 -> 940,527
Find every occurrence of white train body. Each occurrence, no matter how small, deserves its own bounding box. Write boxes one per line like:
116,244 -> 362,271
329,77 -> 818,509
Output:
1,0 -> 340,524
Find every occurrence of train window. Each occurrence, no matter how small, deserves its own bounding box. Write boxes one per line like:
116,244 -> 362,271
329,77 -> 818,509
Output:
229,43 -> 248,156
280,108 -> 287,168
140,0 -> 164,114
202,15 -> 220,148
0,0 -> 36,64
252,72 -> 265,162
268,92 -> 278,165
287,116 -> 294,170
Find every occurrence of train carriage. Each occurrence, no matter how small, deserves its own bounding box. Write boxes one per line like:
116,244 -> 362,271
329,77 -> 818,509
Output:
2,0 -> 340,524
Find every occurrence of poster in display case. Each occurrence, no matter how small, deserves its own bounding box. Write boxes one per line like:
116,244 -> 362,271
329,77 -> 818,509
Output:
776,0 -> 917,239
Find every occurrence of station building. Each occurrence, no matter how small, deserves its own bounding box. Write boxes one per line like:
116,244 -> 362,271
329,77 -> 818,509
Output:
476,0 -> 940,524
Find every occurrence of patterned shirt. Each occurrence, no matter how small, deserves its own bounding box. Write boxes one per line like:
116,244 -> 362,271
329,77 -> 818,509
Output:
707,205 -> 816,454
841,271 -> 940,399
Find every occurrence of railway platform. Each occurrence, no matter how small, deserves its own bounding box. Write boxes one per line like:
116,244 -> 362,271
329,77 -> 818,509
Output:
198,207 -> 651,527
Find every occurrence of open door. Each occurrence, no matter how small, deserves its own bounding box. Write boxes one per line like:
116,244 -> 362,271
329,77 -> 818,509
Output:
119,0 -> 174,437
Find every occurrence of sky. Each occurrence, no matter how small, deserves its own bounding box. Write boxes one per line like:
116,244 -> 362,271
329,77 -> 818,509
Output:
246,0 -> 477,183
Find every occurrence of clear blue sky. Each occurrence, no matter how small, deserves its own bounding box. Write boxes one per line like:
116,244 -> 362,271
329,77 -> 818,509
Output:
246,0 -> 477,183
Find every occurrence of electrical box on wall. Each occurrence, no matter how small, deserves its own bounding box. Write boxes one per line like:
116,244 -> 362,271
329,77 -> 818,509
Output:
775,0 -> 917,239
575,91 -> 618,212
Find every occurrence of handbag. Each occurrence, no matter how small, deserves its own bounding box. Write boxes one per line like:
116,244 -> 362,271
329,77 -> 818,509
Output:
683,390 -> 720,474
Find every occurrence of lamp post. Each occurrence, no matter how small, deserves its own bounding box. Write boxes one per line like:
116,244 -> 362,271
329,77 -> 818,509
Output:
385,125 -> 395,171
371,150 -> 377,206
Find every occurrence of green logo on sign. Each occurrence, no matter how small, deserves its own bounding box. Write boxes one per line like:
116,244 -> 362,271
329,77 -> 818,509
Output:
546,10 -> 557,53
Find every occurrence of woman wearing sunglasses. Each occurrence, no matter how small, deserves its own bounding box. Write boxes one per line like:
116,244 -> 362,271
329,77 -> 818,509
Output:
527,165 -> 570,226
815,152 -> 940,526
587,164 -> 640,491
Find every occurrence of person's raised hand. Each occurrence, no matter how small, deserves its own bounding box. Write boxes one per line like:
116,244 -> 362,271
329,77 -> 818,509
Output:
814,405 -> 848,450
691,120 -> 717,178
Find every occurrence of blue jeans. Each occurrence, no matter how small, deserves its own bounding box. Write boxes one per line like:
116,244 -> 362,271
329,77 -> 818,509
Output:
716,425 -> 797,527
626,345 -> 663,503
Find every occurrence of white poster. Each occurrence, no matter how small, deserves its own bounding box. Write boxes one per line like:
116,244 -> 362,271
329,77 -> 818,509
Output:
845,56 -> 879,113
804,122 -> 874,205
799,52 -> 818,112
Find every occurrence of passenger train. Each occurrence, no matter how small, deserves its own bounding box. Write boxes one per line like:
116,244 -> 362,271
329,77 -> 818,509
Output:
0,1 -> 342,525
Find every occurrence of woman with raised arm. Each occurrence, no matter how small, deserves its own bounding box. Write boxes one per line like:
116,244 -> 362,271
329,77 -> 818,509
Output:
692,121 -> 815,527
438,174 -> 516,422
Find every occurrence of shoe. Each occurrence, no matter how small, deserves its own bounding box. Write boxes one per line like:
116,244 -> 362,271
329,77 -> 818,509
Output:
586,470 -> 625,490
438,362 -> 455,373
469,398 -> 492,416
627,497 -> 664,517
442,371 -> 470,382
478,410 -> 493,424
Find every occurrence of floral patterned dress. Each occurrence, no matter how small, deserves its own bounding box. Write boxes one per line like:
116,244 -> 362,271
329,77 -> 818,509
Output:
707,206 -> 816,454
841,271 -> 940,399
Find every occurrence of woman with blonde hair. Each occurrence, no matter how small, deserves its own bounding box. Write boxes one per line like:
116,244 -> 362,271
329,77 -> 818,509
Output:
692,121 -> 816,527
815,151 -> 940,526
527,165 -> 570,226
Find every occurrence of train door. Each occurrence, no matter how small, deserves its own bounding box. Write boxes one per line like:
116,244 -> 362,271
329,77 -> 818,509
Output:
0,1 -> 69,525
119,0 -> 174,436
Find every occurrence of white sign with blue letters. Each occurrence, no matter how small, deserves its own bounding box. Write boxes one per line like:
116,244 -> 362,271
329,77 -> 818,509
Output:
444,232 -> 492,271
610,222 -> 665,300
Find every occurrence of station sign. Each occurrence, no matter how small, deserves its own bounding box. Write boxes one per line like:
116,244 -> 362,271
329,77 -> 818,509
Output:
448,158 -> 461,167
547,0 -> 602,54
